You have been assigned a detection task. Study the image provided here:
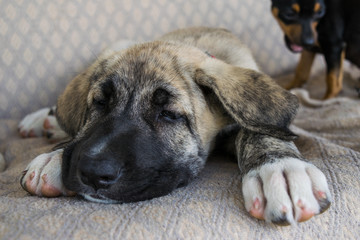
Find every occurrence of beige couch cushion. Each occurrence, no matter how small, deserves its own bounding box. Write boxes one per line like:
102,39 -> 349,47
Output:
0,0 -> 298,119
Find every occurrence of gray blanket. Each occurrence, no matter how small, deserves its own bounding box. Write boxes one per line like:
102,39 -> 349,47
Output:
1,72 -> 359,239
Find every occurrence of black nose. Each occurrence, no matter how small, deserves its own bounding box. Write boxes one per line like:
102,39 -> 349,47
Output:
301,35 -> 315,47
80,169 -> 120,190
79,154 -> 122,190
300,23 -> 316,47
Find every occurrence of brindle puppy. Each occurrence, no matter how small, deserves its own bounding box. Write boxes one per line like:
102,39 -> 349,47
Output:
19,27 -> 331,225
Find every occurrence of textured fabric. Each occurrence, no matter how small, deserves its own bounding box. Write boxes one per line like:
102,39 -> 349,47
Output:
1,0 -> 360,238
0,0 -> 298,119
0,68 -> 359,239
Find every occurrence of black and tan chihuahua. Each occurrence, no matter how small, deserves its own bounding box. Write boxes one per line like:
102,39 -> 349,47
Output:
271,0 -> 360,99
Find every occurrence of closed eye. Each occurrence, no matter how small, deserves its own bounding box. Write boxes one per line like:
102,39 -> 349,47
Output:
159,110 -> 183,122
93,97 -> 108,109
92,76 -> 116,109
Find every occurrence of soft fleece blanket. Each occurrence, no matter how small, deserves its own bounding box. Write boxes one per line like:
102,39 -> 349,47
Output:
0,70 -> 359,240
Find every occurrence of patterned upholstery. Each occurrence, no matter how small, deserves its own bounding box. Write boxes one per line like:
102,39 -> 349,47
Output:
0,0 -> 298,119
2,2 -> 360,238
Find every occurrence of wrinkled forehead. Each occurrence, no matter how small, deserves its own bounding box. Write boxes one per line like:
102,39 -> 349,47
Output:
88,42 -> 199,111
92,42 -> 190,84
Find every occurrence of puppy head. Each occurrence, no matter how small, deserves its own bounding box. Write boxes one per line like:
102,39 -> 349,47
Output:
57,41 -> 298,203
271,0 -> 325,52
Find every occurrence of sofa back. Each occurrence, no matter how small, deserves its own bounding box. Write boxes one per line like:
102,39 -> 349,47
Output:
0,0 -> 297,119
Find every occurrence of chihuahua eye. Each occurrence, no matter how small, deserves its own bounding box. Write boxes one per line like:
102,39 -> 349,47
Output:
281,10 -> 298,20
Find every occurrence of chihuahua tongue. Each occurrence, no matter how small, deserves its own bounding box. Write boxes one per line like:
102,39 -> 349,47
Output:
291,44 -> 303,53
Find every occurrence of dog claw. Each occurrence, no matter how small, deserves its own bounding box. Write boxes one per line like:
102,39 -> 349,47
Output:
314,191 -> 331,213
21,170 -> 28,176
270,211 -> 291,226
318,197 -> 331,213
46,132 -> 54,139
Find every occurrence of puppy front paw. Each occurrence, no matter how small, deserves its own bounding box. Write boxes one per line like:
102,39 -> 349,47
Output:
18,107 -> 67,141
242,158 -> 331,225
20,150 -> 75,197
42,115 -> 68,142
19,108 -> 52,138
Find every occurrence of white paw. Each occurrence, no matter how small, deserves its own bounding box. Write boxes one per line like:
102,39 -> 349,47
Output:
242,158 -> 331,225
42,114 -> 68,141
18,107 -> 67,141
20,149 -> 75,197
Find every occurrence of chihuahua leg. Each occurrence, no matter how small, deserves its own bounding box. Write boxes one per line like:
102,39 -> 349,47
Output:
286,50 -> 315,90
324,48 -> 345,99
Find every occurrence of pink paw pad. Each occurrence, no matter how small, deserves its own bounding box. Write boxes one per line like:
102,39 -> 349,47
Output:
20,130 -> 28,137
40,174 -> 62,197
249,198 -> 265,220
297,199 -> 315,222
43,118 -> 53,130
315,191 -> 326,199
28,129 -> 36,137
25,171 -> 37,195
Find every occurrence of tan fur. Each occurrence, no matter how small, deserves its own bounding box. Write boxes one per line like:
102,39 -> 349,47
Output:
324,49 -> 345,99
272,6 -> 346,99
21,27 -> 331,224
292,3 -> 300,13
56,27 -> 298,153
285,50 -> 316,90
272,7 -> 319,47
314,2 -> 321,12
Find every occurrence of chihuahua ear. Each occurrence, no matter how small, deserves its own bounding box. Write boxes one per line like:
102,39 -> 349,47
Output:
56,72 -> 90,137
194,58 -> 299,140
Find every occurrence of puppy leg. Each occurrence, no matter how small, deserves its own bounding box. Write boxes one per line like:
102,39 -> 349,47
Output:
20,149 -> 75,197
285,50 -> 315,90
237,129 -> 331,225
18,107 -> 67,141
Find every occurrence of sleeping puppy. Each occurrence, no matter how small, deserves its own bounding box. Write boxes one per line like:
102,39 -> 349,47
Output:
19,27 -> 331,225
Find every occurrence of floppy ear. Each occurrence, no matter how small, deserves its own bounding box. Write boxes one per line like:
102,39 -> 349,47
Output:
194,58 -> 299,140
56,72 -> 90,137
